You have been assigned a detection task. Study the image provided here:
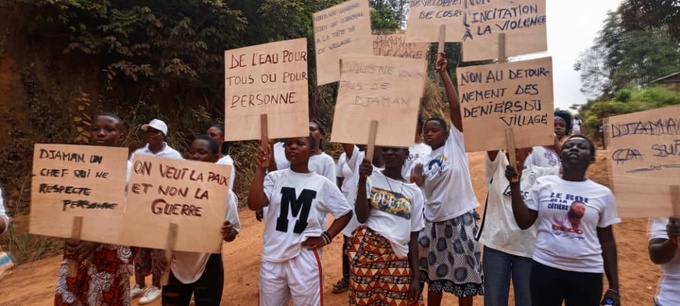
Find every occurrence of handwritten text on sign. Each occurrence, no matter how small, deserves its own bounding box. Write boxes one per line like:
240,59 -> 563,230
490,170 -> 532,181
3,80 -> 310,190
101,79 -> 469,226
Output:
224,38 -> 309,141
120,155 -> 231,253
373,33 -> 429,59
331,54 -> 427,147
314,0 -> 372,85
30,144 -> 128,244
456,57 -> 554,152
406,0 -> 546,61
604,106 -> 680,217
461,0 -> 546,61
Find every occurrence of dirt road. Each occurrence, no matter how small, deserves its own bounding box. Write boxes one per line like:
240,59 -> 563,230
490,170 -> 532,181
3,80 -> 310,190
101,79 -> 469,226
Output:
0,152 -> 661,305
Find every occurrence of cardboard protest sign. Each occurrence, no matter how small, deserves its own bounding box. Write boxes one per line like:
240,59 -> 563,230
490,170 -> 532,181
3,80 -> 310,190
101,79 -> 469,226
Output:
314,0 -> 372,85
224,38 -> 309,141
604,106 -> 680,217
120,155 -> 231,253
461,0 -> 547,61
456,57 -> 554,152
406,0 -> 468,43
331,54 -> 427,147
30,144 -> 128,244
405,0 -> 547,61
373,33 -> 429,59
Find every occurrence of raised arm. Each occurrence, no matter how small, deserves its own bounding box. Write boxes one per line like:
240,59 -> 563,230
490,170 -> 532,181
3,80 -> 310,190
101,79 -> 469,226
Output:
248,141 -> 270,210
436,52 -> 463,132
505,165 -> 538,229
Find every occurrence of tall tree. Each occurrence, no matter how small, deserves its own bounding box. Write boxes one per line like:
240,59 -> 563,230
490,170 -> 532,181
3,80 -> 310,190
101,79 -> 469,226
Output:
575,9 -> 680,99
620,0 -> 680,39
370,0 -> 408,29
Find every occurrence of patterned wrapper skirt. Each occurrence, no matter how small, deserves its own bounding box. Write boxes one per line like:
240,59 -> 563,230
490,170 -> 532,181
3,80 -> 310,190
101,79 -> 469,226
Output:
347,226 -> 423,306
418,210 -> 484,297
54,244 -> 133,306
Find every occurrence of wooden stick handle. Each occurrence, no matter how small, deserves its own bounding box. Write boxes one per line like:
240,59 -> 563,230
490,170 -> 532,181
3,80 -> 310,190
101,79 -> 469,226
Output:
506,127 -> 518,183
260,113 -> 269,143
67,216 -> 83,278
366,120 -> 378,161
671,185 -> 680,217
160,223 -> 178,286
498,33 -> 507,63
437,25 -> 446,61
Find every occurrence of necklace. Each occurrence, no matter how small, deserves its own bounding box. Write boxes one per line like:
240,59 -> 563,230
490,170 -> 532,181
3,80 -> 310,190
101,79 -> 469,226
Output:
383,172 -> 405,195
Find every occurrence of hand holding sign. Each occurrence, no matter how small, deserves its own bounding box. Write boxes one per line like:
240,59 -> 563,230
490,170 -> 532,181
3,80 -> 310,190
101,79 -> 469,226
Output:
120,155 -> 231,253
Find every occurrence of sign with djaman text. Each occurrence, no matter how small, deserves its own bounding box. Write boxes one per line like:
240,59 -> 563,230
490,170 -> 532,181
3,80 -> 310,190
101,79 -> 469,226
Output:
331,54 -> 427,147
406,0 -> 547,61
456,57 -> 554,152
224,38 -> 309,141
604,106 -> 680,217
30,144 -> 128,244
314,0 -> 372,85
120,155 -> 231,253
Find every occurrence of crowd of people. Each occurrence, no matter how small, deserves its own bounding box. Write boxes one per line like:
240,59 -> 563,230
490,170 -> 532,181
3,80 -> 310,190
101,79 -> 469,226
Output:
0,53 -> 677,306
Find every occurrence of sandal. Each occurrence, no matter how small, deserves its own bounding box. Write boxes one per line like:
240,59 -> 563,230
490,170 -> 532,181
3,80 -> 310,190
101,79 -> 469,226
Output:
332,278 -> 349,293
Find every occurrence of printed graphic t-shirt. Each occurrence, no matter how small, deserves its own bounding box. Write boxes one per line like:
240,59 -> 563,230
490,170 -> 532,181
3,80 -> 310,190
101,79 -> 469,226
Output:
364,171 -> 424,258
402,142 -> 431,182
262,169 -> 352,262
526,176 -> 620,273
341,146 -> 386,237
481,152 -> 559,258
649,218 -> 680,306
421,127 -> 479,222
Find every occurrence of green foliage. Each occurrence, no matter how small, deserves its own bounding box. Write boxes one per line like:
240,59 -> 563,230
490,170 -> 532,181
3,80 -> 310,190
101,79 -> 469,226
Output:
370,0 -> 407,29
370,7 -> 399,31
577,86 -> 680,135
22,0 -> 247,89
620,0 -> 680,40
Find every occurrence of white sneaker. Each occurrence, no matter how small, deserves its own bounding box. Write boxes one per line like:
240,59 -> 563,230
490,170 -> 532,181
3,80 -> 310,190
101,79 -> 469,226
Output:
138,286 -> 161,304
130,284 -> 145,299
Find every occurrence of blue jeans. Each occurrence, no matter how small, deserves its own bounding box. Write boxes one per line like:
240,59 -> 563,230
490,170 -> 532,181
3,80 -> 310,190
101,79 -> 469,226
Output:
483,246 -> 532,306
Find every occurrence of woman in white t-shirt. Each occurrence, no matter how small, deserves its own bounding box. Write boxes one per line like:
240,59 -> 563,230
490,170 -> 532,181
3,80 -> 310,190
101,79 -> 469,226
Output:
482,148 -> 559,306
270,121 -> 335,181
649,217 -> 680,306
507,135 -> 621,306
248,135 -> 352,306
348,146 -> 424,305
156,135 -> 241,306
207,124 -> 236,190
258,121 -> 337,222
410,54 -> 482,306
